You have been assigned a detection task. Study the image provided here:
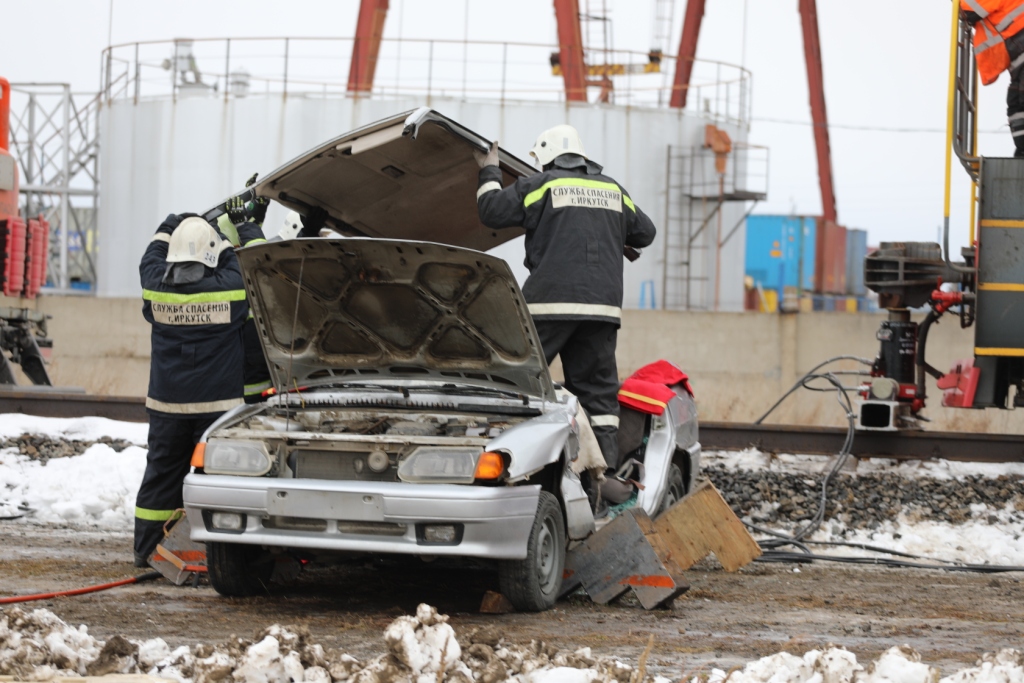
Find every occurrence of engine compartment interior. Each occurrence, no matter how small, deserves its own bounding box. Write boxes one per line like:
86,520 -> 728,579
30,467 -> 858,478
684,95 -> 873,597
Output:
239,408 -> 527,438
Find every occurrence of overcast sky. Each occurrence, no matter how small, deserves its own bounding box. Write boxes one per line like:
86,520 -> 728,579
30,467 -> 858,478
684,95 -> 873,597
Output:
2,0 -> 1007,252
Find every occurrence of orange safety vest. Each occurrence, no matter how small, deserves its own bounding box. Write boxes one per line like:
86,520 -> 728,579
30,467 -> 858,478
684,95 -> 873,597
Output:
962,0 -> 1024,84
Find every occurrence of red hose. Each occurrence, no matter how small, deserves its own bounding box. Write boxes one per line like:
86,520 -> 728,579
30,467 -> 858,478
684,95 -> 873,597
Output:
0,571 -> 162,604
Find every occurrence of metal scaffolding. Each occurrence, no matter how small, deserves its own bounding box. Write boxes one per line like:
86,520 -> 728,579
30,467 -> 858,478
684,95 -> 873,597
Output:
662,142 -> 768,311
7,83 -> 100,293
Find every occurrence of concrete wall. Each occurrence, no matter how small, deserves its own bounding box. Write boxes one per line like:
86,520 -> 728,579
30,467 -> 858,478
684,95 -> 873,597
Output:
33,295 -> 1024,434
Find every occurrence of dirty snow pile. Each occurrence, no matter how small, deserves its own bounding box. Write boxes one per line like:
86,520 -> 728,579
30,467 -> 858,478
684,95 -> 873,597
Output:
0,414 -> 148,527
695,645 -> 1024,683
0,603 -> 638,683
704,448 -> 1024,566
5,606 -> 1024,683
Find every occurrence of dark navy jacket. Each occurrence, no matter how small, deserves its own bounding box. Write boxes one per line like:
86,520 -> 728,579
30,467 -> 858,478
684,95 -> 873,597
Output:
234,223 -> 273,402
477,155 -> 657,326
140,213 -> 250,416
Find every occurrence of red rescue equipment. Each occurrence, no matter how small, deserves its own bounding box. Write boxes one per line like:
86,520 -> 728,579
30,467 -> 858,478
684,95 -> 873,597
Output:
617,360 -> 694,416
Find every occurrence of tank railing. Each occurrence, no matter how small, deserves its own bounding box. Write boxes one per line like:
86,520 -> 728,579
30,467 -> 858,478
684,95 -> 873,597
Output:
99,37 -> 753,128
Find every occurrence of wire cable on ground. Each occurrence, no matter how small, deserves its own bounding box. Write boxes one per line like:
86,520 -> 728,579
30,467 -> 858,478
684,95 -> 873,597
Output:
741,356 -> 1024,573
0,571 -> 162,604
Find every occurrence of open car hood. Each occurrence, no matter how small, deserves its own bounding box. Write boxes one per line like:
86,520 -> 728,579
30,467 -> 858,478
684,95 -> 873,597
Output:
253,109 -> 535,251
238,238 -> 555,400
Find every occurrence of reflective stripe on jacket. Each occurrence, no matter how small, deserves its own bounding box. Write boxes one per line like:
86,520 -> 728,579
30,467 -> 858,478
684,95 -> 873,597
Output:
140,213 -> 248,416
963,0 -> 1024,84
476,157 -> 657,325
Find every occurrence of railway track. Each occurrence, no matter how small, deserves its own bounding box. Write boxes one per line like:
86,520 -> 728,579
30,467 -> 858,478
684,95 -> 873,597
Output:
0,389 -> 1020,462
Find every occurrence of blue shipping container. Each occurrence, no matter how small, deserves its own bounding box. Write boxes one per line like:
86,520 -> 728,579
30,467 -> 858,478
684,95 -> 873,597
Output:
845,228 -> 868,296
745,215 -> 816,293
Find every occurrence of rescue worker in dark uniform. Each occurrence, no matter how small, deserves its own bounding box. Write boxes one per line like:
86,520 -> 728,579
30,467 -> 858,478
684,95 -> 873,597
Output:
220,176 -> 272,403
475,125 -> 657,472
134,213 -> 259,566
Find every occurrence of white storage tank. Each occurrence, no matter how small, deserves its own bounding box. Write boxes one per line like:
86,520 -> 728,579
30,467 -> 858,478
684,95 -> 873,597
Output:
97,38 -> 764,311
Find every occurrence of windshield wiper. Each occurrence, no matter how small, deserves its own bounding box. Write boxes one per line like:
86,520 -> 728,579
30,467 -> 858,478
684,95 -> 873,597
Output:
306,381 -> 412,398
426,383 -> 531,406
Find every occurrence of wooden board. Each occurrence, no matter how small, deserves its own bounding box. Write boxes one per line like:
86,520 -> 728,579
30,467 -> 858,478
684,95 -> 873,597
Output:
561,507 -> 689,609
653,480 -> 762,572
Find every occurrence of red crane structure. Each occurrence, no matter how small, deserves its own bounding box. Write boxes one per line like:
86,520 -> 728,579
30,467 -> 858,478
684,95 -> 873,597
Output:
670,0 -> 837,223
347,0 -> 390,94
343,0 -> 835,222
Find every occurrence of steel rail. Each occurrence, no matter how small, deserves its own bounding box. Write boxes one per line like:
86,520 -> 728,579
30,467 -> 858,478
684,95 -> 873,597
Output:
700,421 -> 1024,463
0,390 -> 147,423
0,391 -> 1020,462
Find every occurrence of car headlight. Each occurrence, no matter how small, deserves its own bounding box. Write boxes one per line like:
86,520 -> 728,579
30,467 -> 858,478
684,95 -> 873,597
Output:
203,440 -> 272,476
398,447 -> 505,484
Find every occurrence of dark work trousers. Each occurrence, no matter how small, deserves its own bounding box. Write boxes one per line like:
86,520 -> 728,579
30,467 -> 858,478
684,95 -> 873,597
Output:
534,319 -> 621,469
1007,31 -> 1024,157
134,412 -> 219,561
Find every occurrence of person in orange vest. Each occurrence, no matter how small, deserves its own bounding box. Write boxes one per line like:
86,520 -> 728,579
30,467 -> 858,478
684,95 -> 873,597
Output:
962,0 -> 1024,156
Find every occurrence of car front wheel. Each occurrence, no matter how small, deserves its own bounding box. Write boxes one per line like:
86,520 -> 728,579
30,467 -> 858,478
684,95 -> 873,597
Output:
656,463 -> 686,518
499,491 -> 565,612
207,541 -> 274,597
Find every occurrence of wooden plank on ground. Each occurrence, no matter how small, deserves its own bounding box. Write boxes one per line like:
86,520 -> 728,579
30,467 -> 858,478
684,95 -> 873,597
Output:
653,480 -> 762,571
561,507 -> 688,609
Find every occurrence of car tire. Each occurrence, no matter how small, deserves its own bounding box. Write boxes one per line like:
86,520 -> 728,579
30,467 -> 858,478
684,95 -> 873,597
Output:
207,542 -> 273,597
498,491 -> 565,612
656,463 -> 686,518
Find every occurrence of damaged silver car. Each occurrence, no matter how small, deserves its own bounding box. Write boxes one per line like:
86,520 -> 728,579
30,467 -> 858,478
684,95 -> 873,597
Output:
182,109 -> 700,611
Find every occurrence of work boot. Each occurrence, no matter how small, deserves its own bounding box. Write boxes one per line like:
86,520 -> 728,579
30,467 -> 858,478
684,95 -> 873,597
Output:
134,552 -> 151,568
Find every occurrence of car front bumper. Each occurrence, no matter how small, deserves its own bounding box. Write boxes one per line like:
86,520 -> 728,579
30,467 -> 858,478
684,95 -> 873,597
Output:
182,474 -> 540,559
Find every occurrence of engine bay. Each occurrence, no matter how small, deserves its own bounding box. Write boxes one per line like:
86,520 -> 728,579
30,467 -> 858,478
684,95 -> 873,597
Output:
237,409 -> 527,438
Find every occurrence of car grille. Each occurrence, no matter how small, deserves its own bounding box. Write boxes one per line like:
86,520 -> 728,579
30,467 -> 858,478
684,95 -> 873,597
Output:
291,450 -> 400,482
262,516 -> 406,536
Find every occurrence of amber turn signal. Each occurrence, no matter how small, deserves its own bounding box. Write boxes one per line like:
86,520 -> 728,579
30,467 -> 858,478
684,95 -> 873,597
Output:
190,443 -> 206,469
474,451 -> 505,480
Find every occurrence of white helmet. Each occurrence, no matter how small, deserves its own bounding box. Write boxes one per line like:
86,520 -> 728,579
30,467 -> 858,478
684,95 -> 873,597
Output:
278,210 -> 303,240
529,124 -> 586,167
167,217 -> 223,268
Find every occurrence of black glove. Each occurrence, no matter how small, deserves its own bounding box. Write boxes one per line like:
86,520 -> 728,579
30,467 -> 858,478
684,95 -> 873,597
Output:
298,206 -> 328,238
225,195 -> 248,224
244,173 -> 269,226
225,173 -> 269,226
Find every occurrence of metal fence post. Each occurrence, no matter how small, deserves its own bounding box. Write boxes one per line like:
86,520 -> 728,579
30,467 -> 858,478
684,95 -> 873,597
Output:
283,38 -> 290,97
104,49 -> 113,102
60,85 -> 70,290
501,43 -> 507,104
224,38 -> 231,101
134,43 -> 140,103
427,41 -> 434,105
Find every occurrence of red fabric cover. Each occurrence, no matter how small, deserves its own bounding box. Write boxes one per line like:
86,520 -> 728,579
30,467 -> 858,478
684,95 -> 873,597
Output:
628,359 -> 694,397
618,378 -> 675,415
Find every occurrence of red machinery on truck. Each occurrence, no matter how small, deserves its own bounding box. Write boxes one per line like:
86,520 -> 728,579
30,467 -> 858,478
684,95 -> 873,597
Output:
0,77 -> 52,386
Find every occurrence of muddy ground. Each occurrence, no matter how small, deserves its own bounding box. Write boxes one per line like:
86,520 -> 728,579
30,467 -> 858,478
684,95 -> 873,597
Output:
2,527 -> 1022,678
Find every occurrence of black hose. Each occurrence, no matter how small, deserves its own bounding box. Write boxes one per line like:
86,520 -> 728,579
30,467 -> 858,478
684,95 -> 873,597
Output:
755,550 -> 1024,573
742,354 -> 1024,573
916,309 -> 942,401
